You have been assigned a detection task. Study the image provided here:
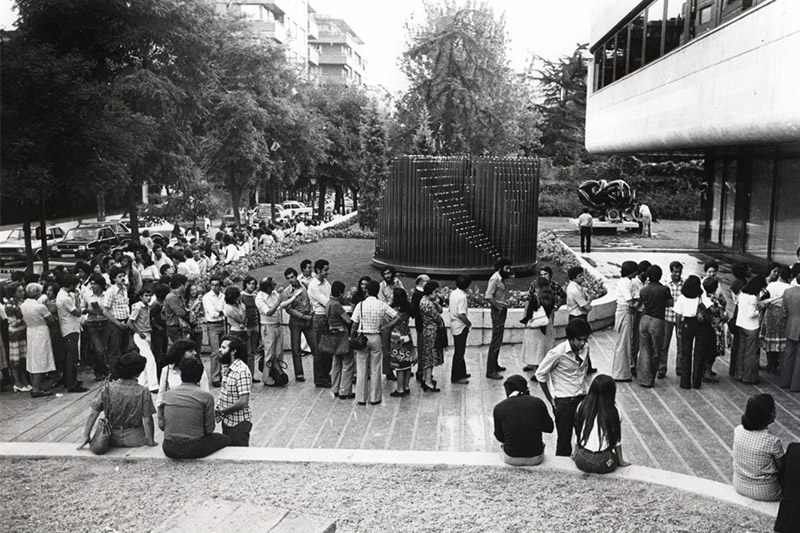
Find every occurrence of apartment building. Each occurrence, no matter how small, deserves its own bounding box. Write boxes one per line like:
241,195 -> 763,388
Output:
586,0 -> 800,265
216,1 -> 366,87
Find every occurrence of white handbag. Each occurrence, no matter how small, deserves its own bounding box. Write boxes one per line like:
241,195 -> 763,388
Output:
528,306 -> 549,329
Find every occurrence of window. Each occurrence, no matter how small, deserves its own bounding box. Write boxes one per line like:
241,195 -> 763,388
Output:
699,5 -> 712,24
744,159 -> 774,256
614,27 -> 628,80
721,159 -> 737,248
771,159 -> 800,265
628,13 -> 645,74
644,0 -> 665,65
603,38 -> 615,86
240,5 -> 262,20
663,0 -> 686,53
708,160 -> 723,244
594,49 -> 604,90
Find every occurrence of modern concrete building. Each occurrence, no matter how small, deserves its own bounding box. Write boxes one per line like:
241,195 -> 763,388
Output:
586,0 -> 800,265
309,13 -> 367,86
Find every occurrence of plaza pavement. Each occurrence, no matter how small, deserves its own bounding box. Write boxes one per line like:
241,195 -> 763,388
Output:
0,249 -> 796,518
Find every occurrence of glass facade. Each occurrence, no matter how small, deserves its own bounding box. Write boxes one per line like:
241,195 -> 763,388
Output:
593,0 -> 766,91
772,159 -> 800,265
702,146 -> 800,266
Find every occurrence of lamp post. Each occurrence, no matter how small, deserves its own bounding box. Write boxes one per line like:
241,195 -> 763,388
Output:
309,176 -> 318,209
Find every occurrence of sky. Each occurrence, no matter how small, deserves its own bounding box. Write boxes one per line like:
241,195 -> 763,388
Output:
0,0 -> 591,95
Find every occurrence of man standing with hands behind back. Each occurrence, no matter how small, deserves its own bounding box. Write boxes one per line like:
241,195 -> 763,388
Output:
485,257 -> 512,380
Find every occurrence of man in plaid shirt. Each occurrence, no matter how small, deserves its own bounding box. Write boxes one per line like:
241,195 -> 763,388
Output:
663,261 -> 683,379
215,336 -> 252,446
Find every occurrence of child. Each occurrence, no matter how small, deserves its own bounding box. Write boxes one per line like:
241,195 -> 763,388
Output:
129,284 -> 158,392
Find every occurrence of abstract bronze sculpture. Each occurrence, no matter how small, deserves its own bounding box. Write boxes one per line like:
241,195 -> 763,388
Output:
577,179 -> 637,222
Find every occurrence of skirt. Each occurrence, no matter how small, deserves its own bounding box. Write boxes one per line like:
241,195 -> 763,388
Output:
26,325 -> 55,374
760,304 -> 787,353
522,316 -> 555,366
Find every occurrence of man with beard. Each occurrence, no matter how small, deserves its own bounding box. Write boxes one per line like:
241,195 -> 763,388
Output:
485,257 -> 512,380
215,336 -> 252,446
378,266 -> 406,381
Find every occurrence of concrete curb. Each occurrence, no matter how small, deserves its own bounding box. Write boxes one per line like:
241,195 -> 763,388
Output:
0,442 -> 778,518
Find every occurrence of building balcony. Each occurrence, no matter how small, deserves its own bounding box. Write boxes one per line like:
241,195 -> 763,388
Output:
249,19 -> 287,43
307,17 -> 319,40
586,0 -> 800,153
307,46 -> 319,66
261,0 -> 289,16
317,53 -> 364,73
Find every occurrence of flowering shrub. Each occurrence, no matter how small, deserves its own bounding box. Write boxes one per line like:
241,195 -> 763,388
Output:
322,227 -> 375,239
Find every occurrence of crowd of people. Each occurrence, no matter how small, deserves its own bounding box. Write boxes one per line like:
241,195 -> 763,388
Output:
0,221 -> 798,522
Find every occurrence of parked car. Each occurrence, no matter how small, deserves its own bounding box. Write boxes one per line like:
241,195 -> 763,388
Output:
118,219 -> 173,241
281,200 -> 313,218
77,221 -> 133,246
50,225 -> 121,260
252,203 -> 290,224
222,207 -> 250,226
0,226 -> 65,264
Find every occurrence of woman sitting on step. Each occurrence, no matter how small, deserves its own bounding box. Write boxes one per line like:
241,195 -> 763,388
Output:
572,374 -> 630,474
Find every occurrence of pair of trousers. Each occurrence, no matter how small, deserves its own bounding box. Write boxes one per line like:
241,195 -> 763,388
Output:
162,433 -> 230,459
83,322 -> 109,377
205,322 -> 226,384
246,326 -> 260,376
631,311 -> 642,371
355,333 -> 382,403
381,328 -> 394,377
133,333 -> 159,391
260,324 -> 283,381
62,332 -> 80,389
331,351 -> 355,396
501,448 -> 543,466
451,329 -> 469,381
487,308 -> 507,374
106,322 -> 129,378
554,395 -> 585,456
612,309 -> 633,381
736,327 -> 760,383
638,315 -> 666,386
288,317 -> 314,379
166,326 -> 188,345
641,215 -> 652,237
663,320 -> 682,374
573,446 -> 616,474
680,318 -> 704,389
779,339 -> 800,391
579,226 -> 592,253
312,315 -> 330,385
222,420 -> 252,447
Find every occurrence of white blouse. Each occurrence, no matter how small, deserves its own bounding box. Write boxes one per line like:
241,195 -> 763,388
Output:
736,293 -> 760,330
673,295 -> 699,318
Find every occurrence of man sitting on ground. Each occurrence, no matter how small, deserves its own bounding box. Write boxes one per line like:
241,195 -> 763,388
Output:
493,374 -> 554,466
159,357 -> 230,459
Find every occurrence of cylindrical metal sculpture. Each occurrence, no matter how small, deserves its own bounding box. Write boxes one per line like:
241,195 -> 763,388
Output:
373,156 -> 540,276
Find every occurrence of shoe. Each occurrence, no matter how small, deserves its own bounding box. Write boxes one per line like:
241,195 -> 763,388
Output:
252,379 -> 261,384
316,382 -> 332,389
656,372 -> 666,379
386,374 -> 397,381
334,392 -> 339,398
522,365 -> 536,372
587,367 -> 598,375
675,368 -> 682,376
358,401 -> 367,406
639,383 -> 653,388
710,370 -> 718,377
702,375 -> 719,383
339,393 -> 356,400
370,400 -> 382,405
403,389 -> 411,396
13,384 -> 33,393
296,376 -> 305,382
451,378 -> 469,385
630,367 -> 637,378
486,372 -> 503,380
465,373 -> 471,378
496,366 -> 506,372
390,390 -> 405,397
67,386 -> 89,393
212,382 -> 221,388
614,378 -> 633,382
31,390 -> 53,398
421,382 -> 440,392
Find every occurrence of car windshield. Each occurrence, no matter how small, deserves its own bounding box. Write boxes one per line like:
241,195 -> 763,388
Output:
64,228 -> 98,240
5,228 -> 44,240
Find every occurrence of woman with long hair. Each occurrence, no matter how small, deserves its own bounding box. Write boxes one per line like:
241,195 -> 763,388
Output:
699,277 -> 728,383
349,276 -> 372,306
156,339 -> 209,407
521,276 -> 557,375
327,281 -> 354,399
241,276 -> 260,374
573,374 -> 630,473
184,282 -> 205,349
223,285 -> 248,343
389,288 -> 415,397
735,275 -> 769,384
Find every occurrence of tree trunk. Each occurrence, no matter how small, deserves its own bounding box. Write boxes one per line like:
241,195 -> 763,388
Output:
334,185 -> 343,214
128,186 -> 140,244
22,212 -> 33,275
39,199 -> 49,272
351,187 -> 358,212
317,179 -> 327,221
96,191 -> 106,221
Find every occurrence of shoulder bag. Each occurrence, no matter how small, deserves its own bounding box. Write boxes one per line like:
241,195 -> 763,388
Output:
434,316 -> 449,349
349,302 -> 368,350
90,383 -> 112,455
528,304 -> 549,329
319,301 -> 352,356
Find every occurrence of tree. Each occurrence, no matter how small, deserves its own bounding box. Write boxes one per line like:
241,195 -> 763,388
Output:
399,0 -> 531,155
358,103 -> 391,230
534,44 -> 592,166
140,176 -> 217,232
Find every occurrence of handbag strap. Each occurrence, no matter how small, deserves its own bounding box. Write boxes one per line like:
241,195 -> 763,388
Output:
357,302 -> 364,334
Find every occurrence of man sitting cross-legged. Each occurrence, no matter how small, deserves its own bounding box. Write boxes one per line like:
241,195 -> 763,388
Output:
159,356 -> 231,459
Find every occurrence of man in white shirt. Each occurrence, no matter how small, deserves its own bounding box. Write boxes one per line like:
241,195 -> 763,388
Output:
351,280 -> 400,405
298,259 -> 313,289
639,203 -> 652,237
577,208 -> 593,253
307,259 -> 332,387
221,234 -> 238,265
202,276 -> 226,386
485,257 -> 512,379
56,274 -> 87,392
449,275 -> 473,384
535,319 -> 593,457
255,276 -> 288,386
152,243 -> 174,273
178,248 -> 200,280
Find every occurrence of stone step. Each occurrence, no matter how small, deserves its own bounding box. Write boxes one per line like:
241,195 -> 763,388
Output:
152,499 -> 335,533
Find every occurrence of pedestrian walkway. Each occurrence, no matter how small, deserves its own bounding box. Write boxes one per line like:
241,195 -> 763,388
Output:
2,332 -> 798,487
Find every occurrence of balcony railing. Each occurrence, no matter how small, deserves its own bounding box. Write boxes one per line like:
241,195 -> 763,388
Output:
250,19 -> 286,43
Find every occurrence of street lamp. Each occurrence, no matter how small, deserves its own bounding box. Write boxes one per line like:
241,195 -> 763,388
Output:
309,176 -> 318,186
